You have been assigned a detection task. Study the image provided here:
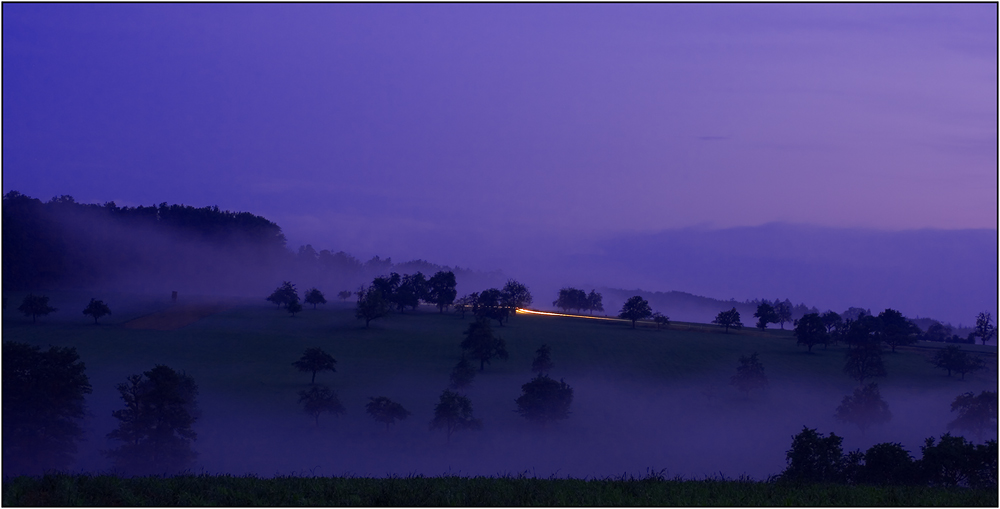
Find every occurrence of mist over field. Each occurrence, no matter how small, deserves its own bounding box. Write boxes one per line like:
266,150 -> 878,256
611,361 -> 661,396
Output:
5,294 -> 996,480
3,3 -> 997,487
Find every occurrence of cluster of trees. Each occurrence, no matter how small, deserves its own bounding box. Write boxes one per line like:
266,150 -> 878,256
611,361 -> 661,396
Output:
932,346 -> 986,380
782,426 -> 997,488
451,279 -> 533,327
266,282 -> 329,316
354,271 -> 460,327
12,293 -> 113,325
792,308 -> 922,354
552,288 -> 603,315
753,300 -> 794,330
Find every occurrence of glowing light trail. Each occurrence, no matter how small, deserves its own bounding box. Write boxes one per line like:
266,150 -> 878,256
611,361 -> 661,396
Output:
516,308 -> 626,323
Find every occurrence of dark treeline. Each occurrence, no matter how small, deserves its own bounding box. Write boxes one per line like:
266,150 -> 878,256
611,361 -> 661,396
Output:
2,192 -> 505,297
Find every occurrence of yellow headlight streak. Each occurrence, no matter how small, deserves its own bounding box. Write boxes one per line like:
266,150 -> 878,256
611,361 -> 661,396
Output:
515,308 -> 626,323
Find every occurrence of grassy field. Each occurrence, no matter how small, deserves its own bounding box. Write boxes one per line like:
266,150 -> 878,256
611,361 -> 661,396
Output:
2,291 -> 996,481
4,473 -> 997,506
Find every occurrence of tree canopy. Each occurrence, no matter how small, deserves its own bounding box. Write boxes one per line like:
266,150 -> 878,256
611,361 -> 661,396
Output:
430,390 -> 482,442
298,385 -> 345,426
267,281 -> 299,308
947,391 -> 997,441
754,302 -> 778,330
356,285 -> 391,328
106,365 -> 200,475
82,298 -> 111,324
460,318 -> 509,371
531,344 -> 553,376
731,352 -> 768,398
304,288 -> 327,309
427,271 -> 458,313
292,347 -> 337,384
713,308 -> 743,333
515,375 -> 574,426
932,346 -> 985,380
449,355 -> 477,391
2,342 -> 92,475
835,383 -> 892,435
618,295 -> 652,329
18,294 -> 57,323
794,313 -> 828,352
554,288 -> 588,314
366,396 -> 410,432
876,308 -> 920,353
974,312 -> 996,345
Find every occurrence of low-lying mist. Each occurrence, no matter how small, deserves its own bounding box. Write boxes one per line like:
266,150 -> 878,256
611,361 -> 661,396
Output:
63,356 -> 995,480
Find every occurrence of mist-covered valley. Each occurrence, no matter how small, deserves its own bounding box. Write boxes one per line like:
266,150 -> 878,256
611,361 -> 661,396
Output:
3,193 -> 997,482
4,294 -> 996,481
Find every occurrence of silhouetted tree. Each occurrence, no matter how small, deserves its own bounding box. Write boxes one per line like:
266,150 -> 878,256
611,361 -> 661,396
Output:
366,396 -> 410,431
430,390 -> 482,443
618,295 -> 652,329
531,344 -> 553,376
304,288 -> 327,309
587,290 -> 604,315
855,442 -> 919,486
449,355 -> 477,391
920,433 -> 998,488
394,272 -> 427,312
844,342 -> 886,384
842,307 -> 871,322
106,365 -> 199,475
474,288 -> 509,326
427,271 -> 458,313
754,302 -> 778,330
293,347 -> 337,384
781,427 -> 846,483
924,321 -> 953,343
794,313 -> 828,352
18,294 -> 57,323
652,312 -> 670,329
835,383 -> 892,435
820,311 -> 843,335
338,290 -> 353,301
932,346 -> 985,380
515,375 -> 574,426
3,342 -> 91,475
356,285 -> 391,328
82,298 -> 112,324
554,288 -> 588,313
501,279 -> 533,316
298,385 -> 344,426
713,308 -> 743,333
730,352 -> 768,398
287,298 -> 303,317
267,281 -> 299,308
973,312 -> 996,345
877,308 -> 920,353
774,299 -> 793,329
948,391 -> 998,442
454,293 -> 476,319
460,317 -> 509,371
371,273 -> 401,304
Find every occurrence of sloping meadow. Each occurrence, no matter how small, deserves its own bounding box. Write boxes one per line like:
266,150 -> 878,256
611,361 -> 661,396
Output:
3,295 -> 996,480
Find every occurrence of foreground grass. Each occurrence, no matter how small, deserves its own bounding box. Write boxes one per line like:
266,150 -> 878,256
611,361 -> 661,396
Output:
3,474 -> 996,506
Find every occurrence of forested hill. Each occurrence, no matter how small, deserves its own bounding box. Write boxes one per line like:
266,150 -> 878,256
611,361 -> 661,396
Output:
2,191 -> 288,292
1,192 -> 505,297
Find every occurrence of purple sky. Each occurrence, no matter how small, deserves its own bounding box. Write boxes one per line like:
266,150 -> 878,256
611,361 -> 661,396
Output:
3,3 -> 997,270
